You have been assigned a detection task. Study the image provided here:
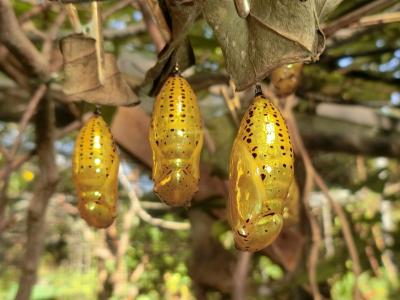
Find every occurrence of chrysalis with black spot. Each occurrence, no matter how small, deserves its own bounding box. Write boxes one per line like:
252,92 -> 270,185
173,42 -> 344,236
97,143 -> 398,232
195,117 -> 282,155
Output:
149,70 -> 204,207
228,86 -> 294,252
72,113 -> 119,228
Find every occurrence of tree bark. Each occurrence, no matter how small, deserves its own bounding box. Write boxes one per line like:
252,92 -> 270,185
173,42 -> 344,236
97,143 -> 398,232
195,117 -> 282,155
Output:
15,95 -> 59,300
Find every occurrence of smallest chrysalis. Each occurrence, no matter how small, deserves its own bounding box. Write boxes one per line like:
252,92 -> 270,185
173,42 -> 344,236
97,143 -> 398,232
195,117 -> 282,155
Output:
271,63 -> 303,97
72,112 -> 119,228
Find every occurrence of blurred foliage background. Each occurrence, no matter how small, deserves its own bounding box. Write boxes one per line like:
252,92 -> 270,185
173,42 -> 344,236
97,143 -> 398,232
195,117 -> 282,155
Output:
1,0 -> 400,299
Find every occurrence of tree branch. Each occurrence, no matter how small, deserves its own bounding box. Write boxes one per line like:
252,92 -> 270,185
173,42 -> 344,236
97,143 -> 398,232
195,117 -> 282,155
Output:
15,94 -> 59,300
0,0 -> 49,77
323,0 -> 398,37
284,96 -> 364,300
233,252 -> 252,300
119,165 -> 190,230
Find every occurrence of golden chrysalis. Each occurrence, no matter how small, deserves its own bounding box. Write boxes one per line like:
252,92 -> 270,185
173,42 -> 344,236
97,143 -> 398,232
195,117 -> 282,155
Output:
149,71 -> 204,207
228,86 -> 294,252
271,63 -> 303,97
72,113 -> 119,228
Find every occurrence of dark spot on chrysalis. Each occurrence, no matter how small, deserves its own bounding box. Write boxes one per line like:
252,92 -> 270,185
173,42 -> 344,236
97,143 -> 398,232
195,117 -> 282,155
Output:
252,153 -> 257,158
246,138 -> 252,143
261,174 -> 266,181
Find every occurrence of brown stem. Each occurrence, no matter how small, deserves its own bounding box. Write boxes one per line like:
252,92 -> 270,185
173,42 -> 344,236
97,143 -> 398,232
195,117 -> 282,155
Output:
233,252 -> 252,300
42,11 -> 67,58
284,96 -> 364,300
323,0 -> 398,37
284,96 -> 323,300
15,94 -> 59,300
10,85 -> 47,158
136,0 -> 167,52
0,85 -> 47,222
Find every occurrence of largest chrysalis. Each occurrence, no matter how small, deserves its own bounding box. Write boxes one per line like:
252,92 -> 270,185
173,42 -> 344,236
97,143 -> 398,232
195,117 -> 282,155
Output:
149,69 -> 204,207
73,112 -> 119,228
228,85 -> 294,252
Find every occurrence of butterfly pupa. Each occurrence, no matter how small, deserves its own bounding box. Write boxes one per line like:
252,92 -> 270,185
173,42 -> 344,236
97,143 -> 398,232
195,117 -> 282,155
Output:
271,63 -> 303,97
72,112 -> 119,228
228,85 -> 294,252
149,70 -> 204,207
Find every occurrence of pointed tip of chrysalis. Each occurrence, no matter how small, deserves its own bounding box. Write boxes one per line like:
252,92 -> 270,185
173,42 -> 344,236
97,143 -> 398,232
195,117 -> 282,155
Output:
255,84 -> 263,97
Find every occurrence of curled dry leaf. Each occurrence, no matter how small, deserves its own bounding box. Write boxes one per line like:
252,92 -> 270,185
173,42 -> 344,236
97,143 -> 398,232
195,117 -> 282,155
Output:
60,34 -> 138,106
199,0 -> 342,91
143,0 -> 199,96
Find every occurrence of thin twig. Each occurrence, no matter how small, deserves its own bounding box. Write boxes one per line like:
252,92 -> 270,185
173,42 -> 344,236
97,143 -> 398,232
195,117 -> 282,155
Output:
42,11 -> 67,58
0,0 -> 49,77
323,0 -> 398,37
365,246 -> 382,277
103,0 -> 135,19
284,95 -> 323,300
356,11 -> 400,27
19,3 -> 51,24
140,0 -> 171,42
10,85 -> 47,158
284,95 -> 364,300
66,3 -> 82,33
221,82 -> 240,127
233,252 -> 252,300
136,0 -> 167,51
119,165 -> 190,230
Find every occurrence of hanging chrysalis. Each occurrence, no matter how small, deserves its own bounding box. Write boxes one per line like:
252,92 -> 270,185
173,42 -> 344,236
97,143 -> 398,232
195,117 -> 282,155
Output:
149,68 -> 204,207
271,63 -> 303,97
228,85 -> 294,252
72,111 -> 119,228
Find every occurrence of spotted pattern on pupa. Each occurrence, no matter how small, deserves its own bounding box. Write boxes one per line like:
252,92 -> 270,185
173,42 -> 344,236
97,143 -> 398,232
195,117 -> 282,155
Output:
72,114 -> 119,228
228,94 -> 294,252
149,74 -> 204,207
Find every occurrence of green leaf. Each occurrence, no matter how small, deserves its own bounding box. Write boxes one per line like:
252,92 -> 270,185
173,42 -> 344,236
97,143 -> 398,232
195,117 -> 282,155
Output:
200,0 -> 329,91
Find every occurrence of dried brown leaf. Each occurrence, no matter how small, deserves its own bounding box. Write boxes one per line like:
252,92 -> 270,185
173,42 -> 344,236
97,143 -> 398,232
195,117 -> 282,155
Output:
143,0 -> 199,96
60,34 -> 138,106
